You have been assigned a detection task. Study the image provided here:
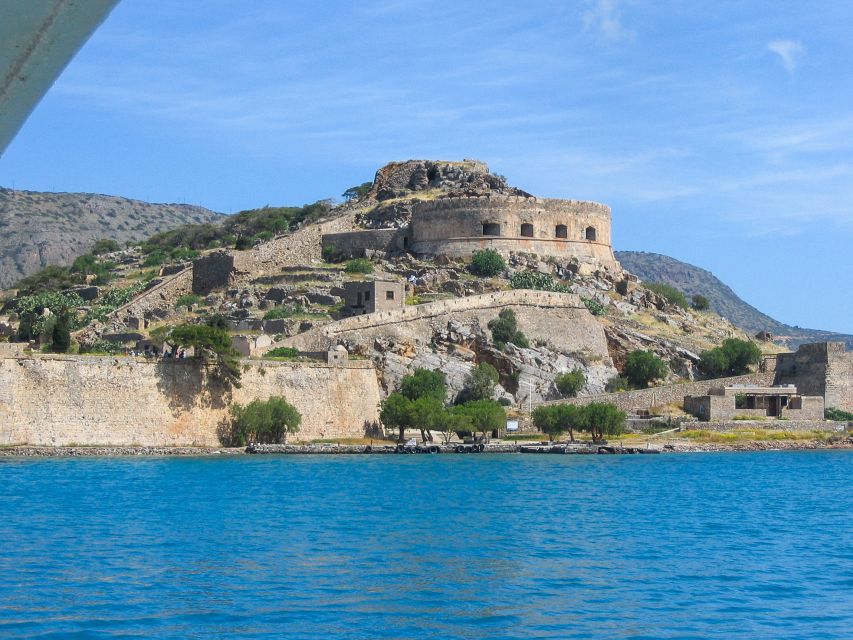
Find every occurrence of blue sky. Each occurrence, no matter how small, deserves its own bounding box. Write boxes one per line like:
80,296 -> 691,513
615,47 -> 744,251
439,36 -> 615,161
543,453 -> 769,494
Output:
1,0 -> 851,333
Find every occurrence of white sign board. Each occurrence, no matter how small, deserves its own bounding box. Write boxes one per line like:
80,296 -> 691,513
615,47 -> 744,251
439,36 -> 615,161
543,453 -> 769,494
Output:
506,420 -> 519,432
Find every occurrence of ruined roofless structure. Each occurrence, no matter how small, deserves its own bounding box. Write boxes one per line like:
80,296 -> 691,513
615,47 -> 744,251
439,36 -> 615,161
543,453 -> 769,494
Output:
323,160 -> 620,269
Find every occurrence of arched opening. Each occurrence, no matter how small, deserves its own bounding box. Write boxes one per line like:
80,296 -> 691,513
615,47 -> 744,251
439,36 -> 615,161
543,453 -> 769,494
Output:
555,224 -> 567,239
585,226 -> 597,241
482,222 -> 501,236
520,223 -> 534,237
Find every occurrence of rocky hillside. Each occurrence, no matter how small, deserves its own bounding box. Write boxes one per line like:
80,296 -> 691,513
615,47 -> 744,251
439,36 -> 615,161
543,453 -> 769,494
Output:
616,251 -> 853,349
0,187 -> 221,288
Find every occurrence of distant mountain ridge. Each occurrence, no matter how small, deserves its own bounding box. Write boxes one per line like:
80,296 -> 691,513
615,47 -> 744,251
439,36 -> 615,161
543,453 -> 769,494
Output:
616,251 -> 853,349
0,187 -> 222,289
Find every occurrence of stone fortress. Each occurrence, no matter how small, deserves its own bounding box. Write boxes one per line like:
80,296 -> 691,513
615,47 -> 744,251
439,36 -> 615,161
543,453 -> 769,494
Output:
321,160 -> 620,271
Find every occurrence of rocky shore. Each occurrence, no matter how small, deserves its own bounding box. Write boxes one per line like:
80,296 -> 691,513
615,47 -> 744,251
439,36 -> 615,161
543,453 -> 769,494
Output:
1,438 -> 850,457
0,446 -> 244,457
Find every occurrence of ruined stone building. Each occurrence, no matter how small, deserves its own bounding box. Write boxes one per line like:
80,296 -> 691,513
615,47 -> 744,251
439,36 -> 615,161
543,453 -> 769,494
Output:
684,384 -> 824,421
775,341 -> 852,412
342,280 -> 405,316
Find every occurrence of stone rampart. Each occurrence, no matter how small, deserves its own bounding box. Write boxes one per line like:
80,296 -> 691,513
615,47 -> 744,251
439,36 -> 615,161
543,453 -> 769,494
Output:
0,355 -> 381,447
409,195 -> 617,265
776,341 -> 853,411
550,372 -> 777,412
283,290 -> 610,358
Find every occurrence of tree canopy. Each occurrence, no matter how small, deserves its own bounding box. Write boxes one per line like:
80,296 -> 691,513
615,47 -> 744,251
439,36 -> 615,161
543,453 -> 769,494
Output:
228,396 -> 301,446
555,369 -> 586,398
168,324 -> 242,388
400,368 -> 447,403
456,362 -> 499,404
623,350 -> 668,388
699,338 -> 762,378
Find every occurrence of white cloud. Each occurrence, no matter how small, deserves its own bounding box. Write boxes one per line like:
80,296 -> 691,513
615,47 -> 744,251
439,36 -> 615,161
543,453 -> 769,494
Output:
583,0 -> 633,43
767,39 -> 805,73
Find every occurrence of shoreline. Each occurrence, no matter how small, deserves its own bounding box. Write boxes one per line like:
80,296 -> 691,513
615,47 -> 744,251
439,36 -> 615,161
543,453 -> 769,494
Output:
1,439 -> 851,458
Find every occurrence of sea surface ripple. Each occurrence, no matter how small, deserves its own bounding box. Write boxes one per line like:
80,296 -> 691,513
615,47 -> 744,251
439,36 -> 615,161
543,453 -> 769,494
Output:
0,451 -> 851,639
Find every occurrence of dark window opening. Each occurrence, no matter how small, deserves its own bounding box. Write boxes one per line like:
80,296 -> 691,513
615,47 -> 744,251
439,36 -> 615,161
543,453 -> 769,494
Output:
403,236 -> 409,248
482,222 -> 501,236
365,292 -> 371,301
520,223 -> 534,237
555,224 -> 568,239
386,290 -> 395,300
585,226 -> 597,241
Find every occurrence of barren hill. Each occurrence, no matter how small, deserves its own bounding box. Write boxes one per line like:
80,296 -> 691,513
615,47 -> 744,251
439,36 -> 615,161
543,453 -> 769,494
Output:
0,187 -> 221,288
616,251 -> 853,349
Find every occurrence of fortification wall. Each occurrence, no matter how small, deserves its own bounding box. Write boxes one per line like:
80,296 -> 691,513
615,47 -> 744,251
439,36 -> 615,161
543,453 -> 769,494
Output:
409,195 -> 616,264
552,372 -> 777,412
776,341 -> 853,411
321,228 -> 409,259
0,356 -> 381,447
284,290 -> 610,359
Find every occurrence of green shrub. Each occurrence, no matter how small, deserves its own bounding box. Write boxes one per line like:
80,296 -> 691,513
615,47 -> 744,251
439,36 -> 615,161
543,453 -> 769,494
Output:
14,265 -> 79,295
645,282 -> 689,309
175,294 -> 203,309
91,239 -> 120,255
322,245 -> 341,263
169,246 -> 200,262
488,309 -> 529,350
79,339 -> 124,355
510,271 -> 570,293
228,396 -> 301,446
825,408 -> 853,421
263,305 -> 303,320
265,347 -> 299,359
555,369 -> 586,398
143,251 -> 168,267
205,314 -> 229,330
582,297 -> 606,316
605,375 -> 630,392
345,258 -> 373,274
469,249 -> 506,277
691,294 -> 710,311
624,350 -> 668,388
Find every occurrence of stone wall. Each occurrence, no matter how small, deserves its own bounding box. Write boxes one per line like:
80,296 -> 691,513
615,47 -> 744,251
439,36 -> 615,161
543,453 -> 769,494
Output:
284,290 -> 610,358
776,341 -> 853,411
321,228 -> 409,259
688,420 -> 847,433
554,372 -> 777,412
0,355 -> 381,447
409,195 -> 617,265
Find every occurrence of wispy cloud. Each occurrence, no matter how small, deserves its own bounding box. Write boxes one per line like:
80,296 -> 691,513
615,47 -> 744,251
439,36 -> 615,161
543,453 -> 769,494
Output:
767,39 -> 805,73
583,0 -> 634,43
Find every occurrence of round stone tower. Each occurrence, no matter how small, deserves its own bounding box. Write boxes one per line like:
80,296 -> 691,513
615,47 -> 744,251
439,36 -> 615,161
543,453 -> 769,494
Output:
408,195 -> 617,267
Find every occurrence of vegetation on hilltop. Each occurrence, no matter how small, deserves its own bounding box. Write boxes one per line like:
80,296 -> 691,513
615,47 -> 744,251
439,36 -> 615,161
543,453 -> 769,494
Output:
0,187 -> 221,289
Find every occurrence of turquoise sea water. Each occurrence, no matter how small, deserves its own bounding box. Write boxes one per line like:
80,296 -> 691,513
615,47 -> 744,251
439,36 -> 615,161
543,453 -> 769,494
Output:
0,451 -> 851,639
